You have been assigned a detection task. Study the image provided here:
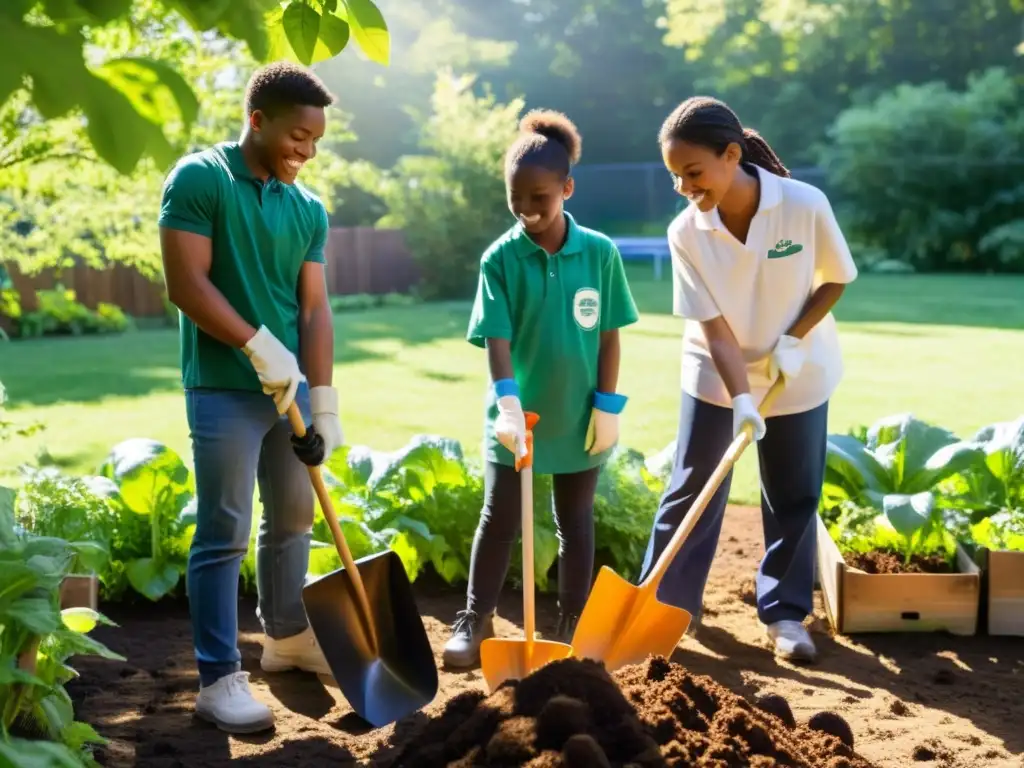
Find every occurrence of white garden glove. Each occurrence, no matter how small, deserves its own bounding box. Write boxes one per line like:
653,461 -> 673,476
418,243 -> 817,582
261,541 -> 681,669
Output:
243,325 -> 304,414
310,385 -> 344,460
493,378 -> 527,459
495,395 -> 527,458
584,391 -> 628,456
731,393 -> 766,441
769,334 -> 807,383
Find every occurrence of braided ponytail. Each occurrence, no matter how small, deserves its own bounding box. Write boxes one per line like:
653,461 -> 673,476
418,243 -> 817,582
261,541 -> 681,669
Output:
741,127 -> 790,178
658,96 -> 789,178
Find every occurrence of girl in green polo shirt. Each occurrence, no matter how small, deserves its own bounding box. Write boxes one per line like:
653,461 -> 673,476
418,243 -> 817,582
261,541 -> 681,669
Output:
442,110 -> 640,668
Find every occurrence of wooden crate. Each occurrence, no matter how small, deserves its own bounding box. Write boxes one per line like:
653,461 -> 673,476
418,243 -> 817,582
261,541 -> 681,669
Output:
60,574 -> 99,611
981,549 -> 1024,636
816,515 -> 981,635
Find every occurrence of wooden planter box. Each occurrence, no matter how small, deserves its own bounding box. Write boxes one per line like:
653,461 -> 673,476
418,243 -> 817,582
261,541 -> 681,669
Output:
60,574 -> 99,611
977,548 -> 1024,636
815,515 -> 981,635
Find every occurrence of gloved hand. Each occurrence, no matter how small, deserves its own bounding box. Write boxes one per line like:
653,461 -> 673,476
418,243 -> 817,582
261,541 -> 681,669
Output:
290,423 -> 326,467
493,378 -> 527,458
731,393 -> 766,441
584,391 -> 628,455
309,385 -> 344,461
243,325 -> 305,415
769,334 -> 807,383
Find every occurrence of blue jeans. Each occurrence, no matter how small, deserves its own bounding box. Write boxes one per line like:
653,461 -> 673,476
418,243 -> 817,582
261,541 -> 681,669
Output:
640,392 -> 828,626
185,386 -> 315,687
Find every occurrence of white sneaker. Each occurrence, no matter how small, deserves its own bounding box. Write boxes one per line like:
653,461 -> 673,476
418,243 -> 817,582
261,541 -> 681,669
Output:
765,620 -> 817,663
260,627 -> 332,677
195,671 -> 274,733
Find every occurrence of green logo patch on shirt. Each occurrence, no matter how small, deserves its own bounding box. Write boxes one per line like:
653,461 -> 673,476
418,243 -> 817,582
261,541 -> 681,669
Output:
768,239 -> 803,258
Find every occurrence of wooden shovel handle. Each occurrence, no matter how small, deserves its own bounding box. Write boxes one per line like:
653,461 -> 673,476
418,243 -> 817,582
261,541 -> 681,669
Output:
287,403 -> 379,655
519,413 -> 538,654
640,377 -> 786,590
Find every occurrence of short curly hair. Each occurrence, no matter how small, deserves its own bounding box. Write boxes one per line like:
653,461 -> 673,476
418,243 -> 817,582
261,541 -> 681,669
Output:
505,109 -> 583,179
244,61 -> 335,119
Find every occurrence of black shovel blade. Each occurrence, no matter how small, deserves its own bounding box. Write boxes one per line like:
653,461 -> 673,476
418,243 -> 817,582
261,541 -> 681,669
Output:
302,549 -> 438,728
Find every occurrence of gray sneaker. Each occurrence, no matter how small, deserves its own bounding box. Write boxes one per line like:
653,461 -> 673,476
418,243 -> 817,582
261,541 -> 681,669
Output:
442,609 -> 494,668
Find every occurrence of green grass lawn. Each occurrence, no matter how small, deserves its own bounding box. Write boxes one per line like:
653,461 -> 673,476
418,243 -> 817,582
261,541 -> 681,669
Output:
1,268 -> 1022,505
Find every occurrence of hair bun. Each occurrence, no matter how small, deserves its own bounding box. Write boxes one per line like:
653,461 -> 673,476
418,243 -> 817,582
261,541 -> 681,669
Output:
518,109 -> 583,165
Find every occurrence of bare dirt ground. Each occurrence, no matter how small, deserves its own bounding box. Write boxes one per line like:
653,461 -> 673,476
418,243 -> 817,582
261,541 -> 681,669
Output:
68,506 -> 1023,767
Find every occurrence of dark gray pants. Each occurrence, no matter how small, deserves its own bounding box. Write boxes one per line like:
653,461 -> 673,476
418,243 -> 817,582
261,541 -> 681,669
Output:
466,462 -> 600,617
640,392 -> 828,626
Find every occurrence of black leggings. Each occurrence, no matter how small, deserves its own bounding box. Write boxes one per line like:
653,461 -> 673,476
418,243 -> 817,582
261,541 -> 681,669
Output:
466,462 -> 600,616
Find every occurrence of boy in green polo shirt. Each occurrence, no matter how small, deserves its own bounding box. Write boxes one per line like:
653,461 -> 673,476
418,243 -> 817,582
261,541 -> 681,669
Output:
158,62 -> 344,733
442,110 -> 640,668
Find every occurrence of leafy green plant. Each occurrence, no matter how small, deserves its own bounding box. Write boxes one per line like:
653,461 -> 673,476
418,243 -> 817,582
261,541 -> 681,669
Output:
18,440 -> 197,602
0,488 -> 123,766
318,436 -> 666,590
318,436 -> 483,584
968,510 -> 1024,553
820,414 -> 987,563
95,439 -> 195,601
942,417 -> 1024,517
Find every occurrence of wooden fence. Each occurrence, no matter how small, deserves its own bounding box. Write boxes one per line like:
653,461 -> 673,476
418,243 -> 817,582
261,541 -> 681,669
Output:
3,227 -> 420,320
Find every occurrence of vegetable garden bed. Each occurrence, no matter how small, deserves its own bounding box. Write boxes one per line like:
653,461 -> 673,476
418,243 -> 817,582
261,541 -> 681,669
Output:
819,413 -> 1023,637
816,514 -> 981,635
5,409 -> 1022,766
59,507 -> 1024,768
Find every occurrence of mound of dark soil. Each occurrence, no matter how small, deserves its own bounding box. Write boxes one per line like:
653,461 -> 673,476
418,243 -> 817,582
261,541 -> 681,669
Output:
385,656 -> 877,767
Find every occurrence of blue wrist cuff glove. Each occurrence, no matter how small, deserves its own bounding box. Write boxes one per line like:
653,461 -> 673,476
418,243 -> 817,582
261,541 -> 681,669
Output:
593,391 -> 628,414
494,378 -> 519,398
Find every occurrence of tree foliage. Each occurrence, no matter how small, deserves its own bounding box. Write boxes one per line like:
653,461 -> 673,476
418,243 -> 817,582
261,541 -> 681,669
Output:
0,0 -> 389,174
0,0 -> 387,279
819,67 -> 1024,272
368,71 -> 524,300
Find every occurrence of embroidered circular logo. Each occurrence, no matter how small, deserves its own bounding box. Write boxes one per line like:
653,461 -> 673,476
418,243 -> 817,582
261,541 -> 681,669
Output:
573,287 -> 600,330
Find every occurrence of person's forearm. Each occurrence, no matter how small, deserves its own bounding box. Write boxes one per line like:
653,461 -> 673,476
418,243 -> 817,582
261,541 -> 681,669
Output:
485,338 -> 514,383
169,275 -> 256,349
787,283 -> 846,339
301,304 -> 334,388
597,329 -> 620,392
708,339 -> 751,398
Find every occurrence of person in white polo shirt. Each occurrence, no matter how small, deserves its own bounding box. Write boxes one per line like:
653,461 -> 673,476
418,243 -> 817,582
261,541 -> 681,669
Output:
639,95 -> 858,664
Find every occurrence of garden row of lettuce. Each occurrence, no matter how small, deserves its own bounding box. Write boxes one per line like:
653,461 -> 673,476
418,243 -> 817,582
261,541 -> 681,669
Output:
5,435 -> 667,604
819,414 -> 1024,565
4,413 -> 1021,606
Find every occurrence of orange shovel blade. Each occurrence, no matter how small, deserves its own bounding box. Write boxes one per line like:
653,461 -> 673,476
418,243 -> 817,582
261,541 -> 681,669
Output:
570,565 -> 692,673
479,637 -> 573,693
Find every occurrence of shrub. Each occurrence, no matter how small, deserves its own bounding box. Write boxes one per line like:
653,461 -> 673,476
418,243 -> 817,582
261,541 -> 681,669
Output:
819,67 -> 1024,272
368,71 -> 524,300
5,286 -> 133,338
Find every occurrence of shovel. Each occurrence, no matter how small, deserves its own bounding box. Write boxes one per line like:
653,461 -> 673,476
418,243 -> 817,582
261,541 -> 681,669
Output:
570,377 -> 787,672
286,404 -> 438,728
480,412 -> 573,692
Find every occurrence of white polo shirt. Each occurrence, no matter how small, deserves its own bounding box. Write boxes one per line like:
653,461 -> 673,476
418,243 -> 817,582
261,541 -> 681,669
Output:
669,164 -> 858,417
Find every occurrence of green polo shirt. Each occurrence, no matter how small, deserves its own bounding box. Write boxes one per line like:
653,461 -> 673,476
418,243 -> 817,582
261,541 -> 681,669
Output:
468,212 -> 639,475
157,141 -> 328,392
